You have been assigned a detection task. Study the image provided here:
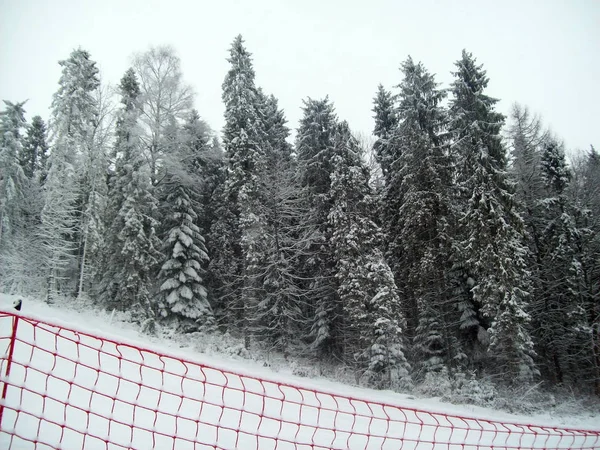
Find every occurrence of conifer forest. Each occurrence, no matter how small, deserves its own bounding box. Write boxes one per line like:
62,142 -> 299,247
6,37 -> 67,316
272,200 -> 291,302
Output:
1,37 -> 599,401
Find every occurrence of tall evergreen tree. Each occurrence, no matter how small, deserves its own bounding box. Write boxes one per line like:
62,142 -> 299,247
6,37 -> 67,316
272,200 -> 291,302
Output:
533,139 -> 589,385
0,101 -> 27,246
40,48 -> 100,302
21,115 -> 49,181
158,180 -> 212,327
0,100 -> 30,291
372,84 -> 398,181
211,35 -> 266,347
507,105 -> 548,314
180,109 -> 224,260
156,112 -> 214,330
97,68 -> 162,320
389,57 -> 457,374
329,121 -> 411,387
569,145 -> 600,394
295,97 -> 340,355
251,91 -> 304,353
448,50 -> 537,381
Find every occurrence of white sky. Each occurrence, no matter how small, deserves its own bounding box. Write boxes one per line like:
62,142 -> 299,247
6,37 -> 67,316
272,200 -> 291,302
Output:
1,0 -> 598,151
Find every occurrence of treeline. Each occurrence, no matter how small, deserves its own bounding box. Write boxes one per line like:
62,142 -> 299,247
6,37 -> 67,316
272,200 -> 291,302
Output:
0,36 -> 598,394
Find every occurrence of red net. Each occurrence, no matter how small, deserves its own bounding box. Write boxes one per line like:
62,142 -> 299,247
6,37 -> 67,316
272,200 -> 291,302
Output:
1,309 -> 599,450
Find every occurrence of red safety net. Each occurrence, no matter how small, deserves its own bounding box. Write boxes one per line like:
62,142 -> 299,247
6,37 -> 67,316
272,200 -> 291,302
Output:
1,309 -> 599,450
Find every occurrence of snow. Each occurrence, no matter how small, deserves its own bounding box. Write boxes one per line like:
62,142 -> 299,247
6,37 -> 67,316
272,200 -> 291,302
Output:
0,294 -> 599,450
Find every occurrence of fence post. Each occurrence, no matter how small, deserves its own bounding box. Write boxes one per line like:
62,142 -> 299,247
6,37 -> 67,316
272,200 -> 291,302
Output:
0,314 -> 19,427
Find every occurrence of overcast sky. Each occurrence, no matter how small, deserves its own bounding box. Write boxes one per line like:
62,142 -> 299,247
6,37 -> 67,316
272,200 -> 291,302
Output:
1,0 -> 598,152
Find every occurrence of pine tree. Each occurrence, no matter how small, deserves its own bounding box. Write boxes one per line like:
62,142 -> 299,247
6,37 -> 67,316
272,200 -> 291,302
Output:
449,50 -> 537,381
116,165 -> 163,325
96,69 -> 140,305
507,106 -> 549,329
295,97 -> 340,355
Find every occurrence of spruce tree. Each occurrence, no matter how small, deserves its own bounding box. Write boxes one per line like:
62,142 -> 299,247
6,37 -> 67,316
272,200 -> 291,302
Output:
180,109 -> 223,237
158,181 -> 212,328
533,139 -> 588,385
579,146 -> 600,394
97,68 -> 162,321
329,121 -> 410,387
40,48 -> 100,302
449,50 -> 537,381
372,84 -> 398,181
0,101 -> 27,245
507,106 -> 548,326
295,97 -> 340,355
156,112 -> 214,330
252,91 -> 304,353
389,57 -> 457,374
0,100 -> 31,292
21,115 -> 49,181
212,35 -> 266,347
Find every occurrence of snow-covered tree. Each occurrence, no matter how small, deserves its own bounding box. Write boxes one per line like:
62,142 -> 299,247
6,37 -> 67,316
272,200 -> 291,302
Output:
532,139 -> 589,384
155,110 -> 215,330
115,165 -> 163,325
211,35 -> 266,347
295,97 -> 340,355
506,105 -> 549,303
387,57 -> 457,374
180,109 -> 223,238
21,115 -> 49,181
329,121 -> 411,387
0,100 -> 33,292
133,46 -> 194,185
39,48 -> 100,302
372,84 -> 398,181
251,92 -> 305,353
75,81 -> 114,298
576,146 -> 600,394
158,181 -> 212,327
0,101 -> 28,247
508,104 -> 548,212
449,50 -> 537,381
96,68 -> 162,321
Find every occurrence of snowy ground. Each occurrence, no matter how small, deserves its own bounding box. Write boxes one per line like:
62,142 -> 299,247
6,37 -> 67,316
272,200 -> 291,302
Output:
1,293 -> 599,449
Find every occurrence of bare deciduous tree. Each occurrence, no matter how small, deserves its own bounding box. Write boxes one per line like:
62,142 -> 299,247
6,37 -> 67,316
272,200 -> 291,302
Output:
132,46 -> 194,184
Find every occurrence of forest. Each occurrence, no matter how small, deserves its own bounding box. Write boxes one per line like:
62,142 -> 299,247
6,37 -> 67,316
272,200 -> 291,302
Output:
0,35 -> 598,402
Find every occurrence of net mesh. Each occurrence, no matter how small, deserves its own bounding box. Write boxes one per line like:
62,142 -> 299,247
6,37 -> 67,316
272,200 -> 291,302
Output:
1,310 -> 599,449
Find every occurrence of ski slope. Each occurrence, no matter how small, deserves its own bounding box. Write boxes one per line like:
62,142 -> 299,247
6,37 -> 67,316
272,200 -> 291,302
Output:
1,294 -> 599,449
